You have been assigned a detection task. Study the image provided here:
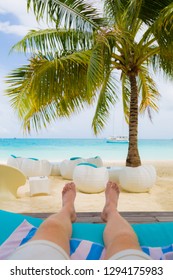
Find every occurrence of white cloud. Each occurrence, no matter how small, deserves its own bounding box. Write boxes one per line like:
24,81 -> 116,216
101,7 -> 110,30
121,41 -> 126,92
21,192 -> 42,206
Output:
0,0 -> 27,14
0,21 -> 29,36
0,0 -> 102,31
0,0 -> 35,25
0,0 -> 102,37
0,8 -> 6,14
0,0 -> 47,36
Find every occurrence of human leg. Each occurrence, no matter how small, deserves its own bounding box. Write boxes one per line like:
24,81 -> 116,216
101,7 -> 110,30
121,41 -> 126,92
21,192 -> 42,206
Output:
30,182 -> 76,255
8,182 -> 76,260
101,182 -> 150,260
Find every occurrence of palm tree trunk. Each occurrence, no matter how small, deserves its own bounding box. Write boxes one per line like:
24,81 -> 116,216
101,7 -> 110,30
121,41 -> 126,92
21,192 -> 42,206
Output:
126,74 -> 141,167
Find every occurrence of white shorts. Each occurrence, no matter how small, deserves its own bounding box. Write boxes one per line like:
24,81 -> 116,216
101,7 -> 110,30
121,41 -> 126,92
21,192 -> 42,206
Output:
109,249 -> 152,260
8,241 -> 151,260
8,240 -> 70,260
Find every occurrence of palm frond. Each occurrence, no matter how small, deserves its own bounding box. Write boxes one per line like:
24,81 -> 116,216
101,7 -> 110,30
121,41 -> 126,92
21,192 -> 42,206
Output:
138,66 -> 160,119
134,42 -> 160,68
27,0 -> 103,31
150,2 -> 173,76
22,100 -> 69,133
104,0 -> 173,25
103,0 -> 124,25
121,73 -> 130,123
139,0 -> 173,25
92,71 -> 118,135
11,28 -> 94,55
151,1 -> 173,40
6,50 -> 92,132
87,32 -> 115,96
123,0 -> 143,33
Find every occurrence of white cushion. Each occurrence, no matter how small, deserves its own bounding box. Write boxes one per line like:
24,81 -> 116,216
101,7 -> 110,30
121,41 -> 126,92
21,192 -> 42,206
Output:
60,158 -> 84,179
119,165 -> 157,193
73,165 -> 109,193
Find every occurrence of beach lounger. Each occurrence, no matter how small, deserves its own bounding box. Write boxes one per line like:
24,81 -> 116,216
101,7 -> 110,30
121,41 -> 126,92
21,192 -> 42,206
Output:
1,210 -> 173,260
0,164 -> 26,199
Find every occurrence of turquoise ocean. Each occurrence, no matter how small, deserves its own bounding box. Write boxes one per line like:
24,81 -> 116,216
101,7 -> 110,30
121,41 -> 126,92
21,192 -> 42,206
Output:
0,138 -> 173,162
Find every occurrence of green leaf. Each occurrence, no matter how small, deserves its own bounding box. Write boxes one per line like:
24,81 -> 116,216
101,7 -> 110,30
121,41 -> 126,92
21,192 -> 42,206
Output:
27,0 -> 103,31
11,28 -> 94,55
92,71 -> 118,135
138,66 -> 160,119
6,50 -> 92,132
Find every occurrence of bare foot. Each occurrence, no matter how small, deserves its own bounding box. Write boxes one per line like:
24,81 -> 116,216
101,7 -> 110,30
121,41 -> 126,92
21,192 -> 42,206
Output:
62,182 -> 77,222
101,181 -> 120,222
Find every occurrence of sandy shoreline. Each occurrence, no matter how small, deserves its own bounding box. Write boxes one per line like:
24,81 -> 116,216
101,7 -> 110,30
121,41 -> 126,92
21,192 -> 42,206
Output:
0,160 -> 173,213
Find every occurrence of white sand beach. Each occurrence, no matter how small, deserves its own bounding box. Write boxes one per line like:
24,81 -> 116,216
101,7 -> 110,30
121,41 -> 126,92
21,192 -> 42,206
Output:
0,160 -> 173,213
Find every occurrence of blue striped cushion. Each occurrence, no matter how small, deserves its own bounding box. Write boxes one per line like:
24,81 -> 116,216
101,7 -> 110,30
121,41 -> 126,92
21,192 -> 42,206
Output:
1,221 -> 173,260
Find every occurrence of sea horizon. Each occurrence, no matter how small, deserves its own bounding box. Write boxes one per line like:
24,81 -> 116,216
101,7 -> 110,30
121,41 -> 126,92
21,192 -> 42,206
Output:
0,138 -> 173,162
0,137 -> 172,139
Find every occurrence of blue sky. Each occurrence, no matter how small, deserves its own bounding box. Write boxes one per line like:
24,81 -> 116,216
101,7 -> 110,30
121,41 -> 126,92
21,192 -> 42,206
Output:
0,0 -> 173,139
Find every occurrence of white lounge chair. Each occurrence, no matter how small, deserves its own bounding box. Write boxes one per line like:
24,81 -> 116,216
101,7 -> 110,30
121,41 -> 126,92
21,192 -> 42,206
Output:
0,164 -> 26,199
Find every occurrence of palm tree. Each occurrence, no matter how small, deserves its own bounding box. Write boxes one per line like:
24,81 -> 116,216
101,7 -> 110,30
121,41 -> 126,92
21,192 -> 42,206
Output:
6,0 -> 173,167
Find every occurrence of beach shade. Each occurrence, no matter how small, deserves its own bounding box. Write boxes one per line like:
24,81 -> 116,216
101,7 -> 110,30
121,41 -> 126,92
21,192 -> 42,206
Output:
0,164 -> 26,199
86,156 -> 103,167
60,158 -> 85,180
73,163 -> 109,193
119,165 -> 157,193
21,159 -> 51,177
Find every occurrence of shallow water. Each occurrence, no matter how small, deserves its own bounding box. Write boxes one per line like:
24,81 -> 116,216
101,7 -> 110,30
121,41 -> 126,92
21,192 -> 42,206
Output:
0,138 -> 173,161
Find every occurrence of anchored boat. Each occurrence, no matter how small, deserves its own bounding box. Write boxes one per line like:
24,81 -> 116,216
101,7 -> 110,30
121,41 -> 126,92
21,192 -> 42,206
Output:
106,136 -> 129,143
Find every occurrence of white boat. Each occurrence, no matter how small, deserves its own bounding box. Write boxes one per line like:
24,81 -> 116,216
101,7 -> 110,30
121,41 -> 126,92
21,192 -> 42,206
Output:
106,136 -> 129,143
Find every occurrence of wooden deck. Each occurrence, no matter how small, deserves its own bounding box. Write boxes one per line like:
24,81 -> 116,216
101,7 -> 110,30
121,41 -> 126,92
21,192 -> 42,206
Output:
23,212 -> 173,224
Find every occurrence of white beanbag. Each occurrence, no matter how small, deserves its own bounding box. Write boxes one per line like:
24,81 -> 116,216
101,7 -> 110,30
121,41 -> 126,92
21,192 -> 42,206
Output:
7,155 -> 23,170
73,164 -> 109,193
119,165 -> 157,193
60,158 -> 84,180
7,156 -> 51,177
86,156 -> 103,167
50,162 -> 61,176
